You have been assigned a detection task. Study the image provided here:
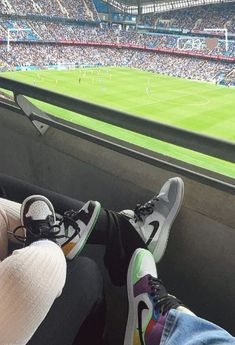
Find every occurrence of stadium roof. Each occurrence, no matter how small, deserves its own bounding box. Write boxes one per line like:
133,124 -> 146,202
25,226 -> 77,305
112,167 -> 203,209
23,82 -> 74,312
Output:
103,0 -> 235,14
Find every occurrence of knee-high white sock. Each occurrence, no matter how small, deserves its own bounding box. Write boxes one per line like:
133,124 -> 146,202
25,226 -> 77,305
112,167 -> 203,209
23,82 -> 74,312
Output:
0,205 -> 9,261
0,240 -> 66,345
0,198 -> 24,245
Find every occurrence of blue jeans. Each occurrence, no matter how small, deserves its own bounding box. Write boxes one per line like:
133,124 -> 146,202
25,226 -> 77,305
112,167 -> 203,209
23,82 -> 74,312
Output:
161,310 -> 235,345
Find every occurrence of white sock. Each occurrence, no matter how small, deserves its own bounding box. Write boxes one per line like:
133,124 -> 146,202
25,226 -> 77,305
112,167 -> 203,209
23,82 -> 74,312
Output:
0,204 -> 9,261
0,198 -> 25,244
0,240 -> 66,344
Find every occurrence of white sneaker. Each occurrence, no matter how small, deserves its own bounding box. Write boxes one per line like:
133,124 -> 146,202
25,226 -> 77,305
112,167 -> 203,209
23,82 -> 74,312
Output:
58,200 -> 101,260
120,177 -> 184,263
16,195 -> 101,260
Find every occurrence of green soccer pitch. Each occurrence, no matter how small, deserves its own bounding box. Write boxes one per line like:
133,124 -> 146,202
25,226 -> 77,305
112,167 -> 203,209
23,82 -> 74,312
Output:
3,67 -> 235,178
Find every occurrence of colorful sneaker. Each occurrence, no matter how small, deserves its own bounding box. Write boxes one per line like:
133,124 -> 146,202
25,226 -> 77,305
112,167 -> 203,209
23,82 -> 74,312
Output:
14,195 -> 101,260
124,248 -> 184,345
120,177 -> 184,263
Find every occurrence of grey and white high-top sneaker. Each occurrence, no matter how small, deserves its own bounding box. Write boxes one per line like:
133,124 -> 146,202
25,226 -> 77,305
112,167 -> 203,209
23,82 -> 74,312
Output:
120,177 -> 184,263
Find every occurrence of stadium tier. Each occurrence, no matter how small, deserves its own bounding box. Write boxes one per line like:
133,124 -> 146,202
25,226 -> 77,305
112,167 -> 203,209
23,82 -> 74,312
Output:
0,0 -> 99,21
0,21 -> 235,58
0,44 -> 234,84
0,1 -> 234,86
139,3 -> 235,32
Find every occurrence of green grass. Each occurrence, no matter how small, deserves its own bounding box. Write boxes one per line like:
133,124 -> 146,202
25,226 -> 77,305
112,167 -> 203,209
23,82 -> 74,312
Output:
3,67 -> 235,178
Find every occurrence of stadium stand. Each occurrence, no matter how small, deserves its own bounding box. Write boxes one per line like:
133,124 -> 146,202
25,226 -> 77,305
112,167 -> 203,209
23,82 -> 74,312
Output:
0,43 -> 233,84
0,19 -> 234,57
140,3 -> 235,32
0,0 -> 99,20
0,2 -> 234,85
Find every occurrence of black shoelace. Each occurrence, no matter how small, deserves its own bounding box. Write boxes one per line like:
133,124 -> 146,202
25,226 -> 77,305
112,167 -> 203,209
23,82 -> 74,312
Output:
148,275 -> 183,315
62,210 -> 81,234
134,196 -> 159,221
10,219 -> 64,244
9,211 -> 82,245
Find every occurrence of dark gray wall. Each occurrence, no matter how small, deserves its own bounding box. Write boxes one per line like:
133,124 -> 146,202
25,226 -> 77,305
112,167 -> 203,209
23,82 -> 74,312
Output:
0,107 -> 235,339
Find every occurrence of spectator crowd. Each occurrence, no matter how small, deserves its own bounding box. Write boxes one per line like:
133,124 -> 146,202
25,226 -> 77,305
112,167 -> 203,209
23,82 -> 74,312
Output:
0,0 -> 234,33
0,1 -> 234,85
0,20 -> 234,59
0,43 -> 233,84
0,0 -> 99,21
140,3 -> 235,33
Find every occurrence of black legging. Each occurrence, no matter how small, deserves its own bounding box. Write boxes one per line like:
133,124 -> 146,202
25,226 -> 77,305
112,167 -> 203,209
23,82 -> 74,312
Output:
29,256 -> 105,345
0,173 -> 145,285
0,173 -> 146,345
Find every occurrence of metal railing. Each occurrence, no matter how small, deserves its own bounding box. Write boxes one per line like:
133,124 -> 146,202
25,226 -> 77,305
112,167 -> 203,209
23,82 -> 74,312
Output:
0,75 -> 234,193
0,76 -> 234,163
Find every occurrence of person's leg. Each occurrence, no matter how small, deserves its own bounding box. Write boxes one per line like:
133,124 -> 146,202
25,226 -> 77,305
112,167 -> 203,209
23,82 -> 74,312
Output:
0,240 -> 66,345
95,209 -> 146,286
28,256 -> 105,345
58,177 -> 184,285
0,175 -> 145,285
0,197 -> 22,246
0,174 -> 184,286
124,248 -> 235,345
0,194 -> 106,345
160,310 -> 235,345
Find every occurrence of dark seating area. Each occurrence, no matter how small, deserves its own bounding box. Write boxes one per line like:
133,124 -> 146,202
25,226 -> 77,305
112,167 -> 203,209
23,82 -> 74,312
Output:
0,94 -> 234,342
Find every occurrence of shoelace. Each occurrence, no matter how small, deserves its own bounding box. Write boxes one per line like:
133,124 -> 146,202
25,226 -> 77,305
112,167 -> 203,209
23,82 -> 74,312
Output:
148,276 -> 182,315
134,196 -> 159,221
9,211 -> 82,244
62,210 -> 81,234
10,217 -> 68,244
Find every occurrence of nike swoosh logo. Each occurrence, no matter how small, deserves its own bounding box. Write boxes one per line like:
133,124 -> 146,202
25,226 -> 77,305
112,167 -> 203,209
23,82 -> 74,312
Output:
138,301 -> 149,345
146,221 -> 159,247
